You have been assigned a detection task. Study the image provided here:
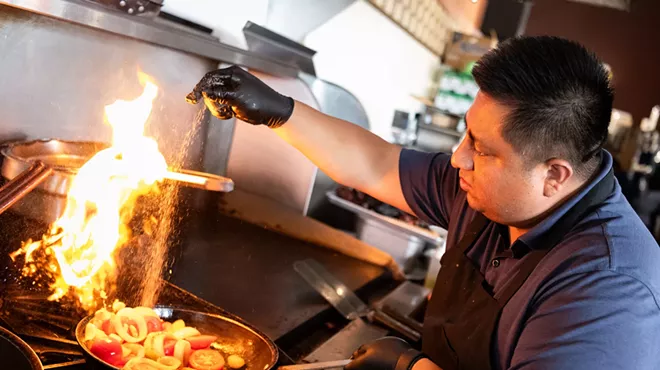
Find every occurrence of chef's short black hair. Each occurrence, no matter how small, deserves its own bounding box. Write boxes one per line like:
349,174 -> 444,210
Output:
472,36 -> 613,179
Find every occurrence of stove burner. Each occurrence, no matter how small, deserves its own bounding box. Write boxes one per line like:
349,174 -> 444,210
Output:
0,281 -> 295,369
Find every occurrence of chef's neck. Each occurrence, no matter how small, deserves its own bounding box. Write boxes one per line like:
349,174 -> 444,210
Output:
507,174 -> 595,244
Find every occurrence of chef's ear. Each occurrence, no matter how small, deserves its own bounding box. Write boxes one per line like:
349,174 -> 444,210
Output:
543,158 -> 574,197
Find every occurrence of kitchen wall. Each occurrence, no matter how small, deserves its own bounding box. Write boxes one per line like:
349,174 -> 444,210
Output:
163,0 -> 440,141
304,1 -> 439,139
162,0 -> 269,48
525,0 -> 660,124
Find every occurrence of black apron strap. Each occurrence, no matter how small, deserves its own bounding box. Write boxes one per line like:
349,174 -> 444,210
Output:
439,212 -> 490,266
458,215 -> 490,253
496,169 -> 616,306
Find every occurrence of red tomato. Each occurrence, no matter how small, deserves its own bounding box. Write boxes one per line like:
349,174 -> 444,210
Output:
90,337 -> 123,365
101,319 -> 116,335
189,349 -> 225,370
144,316 -> 163,333
186,335 -> 218,350
108,356 -> 128,367
164,338 -> 177,356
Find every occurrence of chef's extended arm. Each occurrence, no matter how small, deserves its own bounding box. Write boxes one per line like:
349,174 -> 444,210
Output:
187,66 -> 410,214
344,337 -> 440,370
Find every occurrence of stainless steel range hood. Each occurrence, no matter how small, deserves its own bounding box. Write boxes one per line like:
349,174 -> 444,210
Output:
0,0 -> 300,78
567,0 -> 632,11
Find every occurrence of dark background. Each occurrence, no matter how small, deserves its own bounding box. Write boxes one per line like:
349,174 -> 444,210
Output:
525,0 -> 660,124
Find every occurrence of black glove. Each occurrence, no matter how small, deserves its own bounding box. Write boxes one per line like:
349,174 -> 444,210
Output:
345,337 -> 427,370
186,65 -> 295,128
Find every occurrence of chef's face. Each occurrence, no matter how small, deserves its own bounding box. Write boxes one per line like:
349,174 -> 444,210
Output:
451,92 -> 550,227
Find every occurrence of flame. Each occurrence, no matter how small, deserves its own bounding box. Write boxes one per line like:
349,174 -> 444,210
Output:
11,75 -> 168,310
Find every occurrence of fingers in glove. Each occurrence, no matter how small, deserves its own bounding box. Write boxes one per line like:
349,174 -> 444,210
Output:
185,88 -> 202,104
203,99 -> 234,120
186,67 -> 235,104
351,345 -> 367,360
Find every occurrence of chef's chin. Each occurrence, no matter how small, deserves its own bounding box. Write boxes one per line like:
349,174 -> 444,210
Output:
466,193 -> 483,212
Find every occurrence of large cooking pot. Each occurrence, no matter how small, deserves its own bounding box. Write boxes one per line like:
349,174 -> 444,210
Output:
76,306 -> 279,370
1,139 -> 233,224
1,139 -> 107,223
0,325 -> 44,370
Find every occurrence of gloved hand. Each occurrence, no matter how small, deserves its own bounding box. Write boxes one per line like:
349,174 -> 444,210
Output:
186,65 -> 295,128
345,337 -> 427,370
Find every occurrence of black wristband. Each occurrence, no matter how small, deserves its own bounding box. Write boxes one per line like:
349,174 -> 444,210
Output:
395,348 -> 428,370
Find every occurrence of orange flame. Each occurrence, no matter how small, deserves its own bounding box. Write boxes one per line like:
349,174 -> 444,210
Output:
11,74 -> 167,310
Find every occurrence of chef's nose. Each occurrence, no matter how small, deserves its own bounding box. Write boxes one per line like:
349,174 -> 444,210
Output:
451,135 -> 474,171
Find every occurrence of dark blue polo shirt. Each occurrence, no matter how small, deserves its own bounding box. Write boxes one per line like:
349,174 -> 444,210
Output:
400,149 -> 660,369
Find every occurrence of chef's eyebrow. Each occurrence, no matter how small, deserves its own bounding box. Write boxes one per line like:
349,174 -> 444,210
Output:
465,116 -> 491,151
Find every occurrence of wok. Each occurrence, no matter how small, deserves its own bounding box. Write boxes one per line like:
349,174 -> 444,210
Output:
76,305 -> 279,370
0,325 -> 43,370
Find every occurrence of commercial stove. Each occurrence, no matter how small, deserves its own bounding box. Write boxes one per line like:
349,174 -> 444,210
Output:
0,190 -> 426,369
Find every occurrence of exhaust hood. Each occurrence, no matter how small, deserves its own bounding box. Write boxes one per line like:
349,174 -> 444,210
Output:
567,0 -> 632,11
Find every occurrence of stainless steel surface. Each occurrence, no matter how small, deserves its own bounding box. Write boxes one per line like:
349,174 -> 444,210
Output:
326,192 -> 445,244
376,281 -> 429,318
294,259 -> 369,320
294,259 -> 421,341
356,217 -> 425,273
244,21 -> 317,76
0,0 -> 300,78
304,319 -> 386,364
1,140 -> 107,196
7,190 -> 67,224
299,74 -> 370,219
84,0 -> 163,17
1,139 -> 234,222
225,71 -> 320,214
279,360 -> 352,370
367,309 -> 420,342
0,161 -> 53,215
299,74 -> 370,130
0,4 -> 214,178
164,169 -> 234,192
202,116 -> 235,177
414,125 -> 461,154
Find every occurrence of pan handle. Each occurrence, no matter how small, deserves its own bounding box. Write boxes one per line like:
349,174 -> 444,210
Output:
0,160 -> 53,215
278,359 -> 352,370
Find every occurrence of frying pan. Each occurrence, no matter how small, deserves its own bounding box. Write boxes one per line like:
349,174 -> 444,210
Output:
0,325 -> 43,370
76,305 -> 279,370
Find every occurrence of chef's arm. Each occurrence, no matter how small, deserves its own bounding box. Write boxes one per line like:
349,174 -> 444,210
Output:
412,358 -> 442,370
345,337 -> 441,370
187,66 -> 412,214
274,101 -> 411,212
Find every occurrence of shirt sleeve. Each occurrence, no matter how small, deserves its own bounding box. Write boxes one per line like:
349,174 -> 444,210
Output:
398,149 -> 461,229
508,270 -> 660,370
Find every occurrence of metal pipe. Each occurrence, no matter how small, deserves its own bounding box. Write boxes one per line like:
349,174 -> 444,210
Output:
0,161 -> 53,214
164,169 -> 234,192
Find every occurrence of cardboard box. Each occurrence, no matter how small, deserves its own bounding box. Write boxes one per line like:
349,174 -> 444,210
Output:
443,32 -> 497,72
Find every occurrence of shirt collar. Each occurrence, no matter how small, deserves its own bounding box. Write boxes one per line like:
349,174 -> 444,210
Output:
511,149 -> 614,253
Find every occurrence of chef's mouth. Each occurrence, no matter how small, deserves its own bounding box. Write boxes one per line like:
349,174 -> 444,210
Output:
459,176 -> 471,191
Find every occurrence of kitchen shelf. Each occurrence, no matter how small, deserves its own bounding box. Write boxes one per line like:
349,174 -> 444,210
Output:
418,123 -> 463,138
411,95 -> 463,117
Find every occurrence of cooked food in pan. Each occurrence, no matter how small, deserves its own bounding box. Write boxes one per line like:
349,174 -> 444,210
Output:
83,301 -> 245,370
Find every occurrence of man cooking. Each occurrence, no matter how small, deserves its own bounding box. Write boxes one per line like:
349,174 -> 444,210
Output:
186,36 -> 660,369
